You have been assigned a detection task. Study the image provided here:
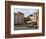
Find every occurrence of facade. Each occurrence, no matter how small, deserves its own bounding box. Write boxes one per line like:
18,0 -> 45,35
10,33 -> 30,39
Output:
14,12 -> 24,25
26,12 -> 38,27
28,12 -> 38,22
27,12 -> 38,23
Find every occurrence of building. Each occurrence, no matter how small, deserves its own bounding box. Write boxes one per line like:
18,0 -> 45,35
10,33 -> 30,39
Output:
26,12 -> 39,27
27,12 -> 38,23
14,11 -> 24,25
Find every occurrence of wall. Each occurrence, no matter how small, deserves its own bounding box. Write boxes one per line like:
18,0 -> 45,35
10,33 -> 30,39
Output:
0,0 -> 46,39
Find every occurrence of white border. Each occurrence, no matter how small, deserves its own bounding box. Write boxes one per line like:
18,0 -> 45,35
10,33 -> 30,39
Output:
11,5 -> 42,34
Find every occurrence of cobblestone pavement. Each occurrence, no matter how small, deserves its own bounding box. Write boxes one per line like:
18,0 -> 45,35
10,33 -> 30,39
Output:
14,25 -> 38,30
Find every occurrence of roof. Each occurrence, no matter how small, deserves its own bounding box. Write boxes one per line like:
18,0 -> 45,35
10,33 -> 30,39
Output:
27,14 -> 33,17
17,11 -> 24,15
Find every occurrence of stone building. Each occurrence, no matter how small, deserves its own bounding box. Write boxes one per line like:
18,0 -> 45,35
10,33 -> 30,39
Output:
27,12 -> 38,23
14,12 -> 24,25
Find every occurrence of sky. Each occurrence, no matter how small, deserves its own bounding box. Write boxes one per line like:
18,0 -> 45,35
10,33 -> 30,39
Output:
14,8 -> 39,17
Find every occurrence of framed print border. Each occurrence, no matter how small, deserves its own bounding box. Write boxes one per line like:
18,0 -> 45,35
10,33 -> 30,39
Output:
5,1 -> 45,38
